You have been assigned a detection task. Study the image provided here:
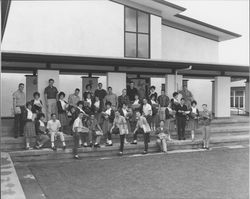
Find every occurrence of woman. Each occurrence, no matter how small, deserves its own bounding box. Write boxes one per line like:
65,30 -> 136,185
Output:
85,93 -> 93,108
131,94 -> 141,132
91,95 -> 103,124
150,95 -> 160,131
31,92 -> 43,119
155,120 -> 171,153
111,111 -> 129,155
23,102 -> 36,150
34,113 -> 50,149
102,101 -> 115,146
57,92 -> 69,133
199,104 -> 212,150
165,102 -> 175,139
188,100 -> 199,141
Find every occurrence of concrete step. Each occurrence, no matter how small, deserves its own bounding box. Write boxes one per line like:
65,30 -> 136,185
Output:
9,134 -> 249,163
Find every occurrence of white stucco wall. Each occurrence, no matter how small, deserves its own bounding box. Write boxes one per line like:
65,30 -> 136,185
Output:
150,15 -> 162,59
2,0 -> 124,57
162,25 -> 219,63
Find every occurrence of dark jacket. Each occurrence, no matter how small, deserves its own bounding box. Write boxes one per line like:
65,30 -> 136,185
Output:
35,120 -> 47,135
57,100 -> 68,114
91,100 -> 104,114
102,109 -> 115,123
176,104 -> 188,118
31,99 -> 43,113
165,108 -> 174,120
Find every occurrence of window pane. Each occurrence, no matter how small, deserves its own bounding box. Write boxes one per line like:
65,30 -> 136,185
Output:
235,90 -> 243,96
230,97 -> 234,107
125,7 -> 136,32
138,34 -> 149,58
240,97 -> 243,108
138,11 -> 149,33
235,97 -> 239,107
125,33 -> 136,57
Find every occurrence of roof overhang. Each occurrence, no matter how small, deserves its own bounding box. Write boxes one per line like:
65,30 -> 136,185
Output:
2,51 -> 249,78
127,0 -> 241,41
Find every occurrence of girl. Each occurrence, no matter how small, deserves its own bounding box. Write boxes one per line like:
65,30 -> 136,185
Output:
119,103 -> 132,143
91,95 -> 103,124
150,95 -> 159,131
111,111 -> 128,155
188,100 -> 199,141
102,101 -> 115,146
87,114 -> 103,148
165,102 -> 175,139
200,104 -> 212,150
85,93 -> 93,108
34,113 -> 50,149
31,92 -> 43,119
155,120 -> 171,153
23,101 -> 36,150
57,92 -> 69,133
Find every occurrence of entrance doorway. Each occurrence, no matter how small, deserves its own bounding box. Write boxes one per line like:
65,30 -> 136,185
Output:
127,77 -> 150,100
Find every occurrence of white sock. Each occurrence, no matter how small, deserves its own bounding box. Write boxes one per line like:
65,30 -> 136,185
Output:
62,141 -> 66,146
26,142 -> 30,148
51,142 -> 55,147
79,139 -> 82,145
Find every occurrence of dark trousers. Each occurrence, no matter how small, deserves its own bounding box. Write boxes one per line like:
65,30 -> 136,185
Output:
14,106 -> 25,138
133,128 -> 150,152
177,117 -> 186,140
73,132 -> 84,156
120,134 -> 125,152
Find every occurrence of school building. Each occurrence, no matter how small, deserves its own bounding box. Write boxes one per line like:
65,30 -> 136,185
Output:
1,0 -> 249,124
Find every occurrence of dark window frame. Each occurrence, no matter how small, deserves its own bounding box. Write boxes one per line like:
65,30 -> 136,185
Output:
124,6 -> 151,59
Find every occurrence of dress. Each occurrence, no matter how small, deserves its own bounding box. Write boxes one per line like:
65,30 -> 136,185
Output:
23,109 -> 36,138
188,107 -> 199,130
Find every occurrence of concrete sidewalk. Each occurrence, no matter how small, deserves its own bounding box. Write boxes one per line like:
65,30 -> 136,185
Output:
1,152 -> 26,199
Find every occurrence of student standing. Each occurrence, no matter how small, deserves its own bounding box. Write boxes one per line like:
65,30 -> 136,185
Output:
83,84 -> 93,101
103,86 -> 118,110
92,95 -> 104,124
47,113 -> 66,151
200,104 -> 212,149
158,90 -> 170,121
176,98 -> 189,140
44,79 -> 58,120
119,103 -> 132,143
68,88 -> 81,111
13,83 -> 26,138
94,83 -> 107,103
149,95 -> 159,131
165,102 -> 175,139
102,102 -> 115,146
111,111 -> 129,155
57,92 -> 69,133
127,81 -> 138,102
34,113 -> 50,149
142,98 -> 152,127
188,100 -> 199,141
31,92 -> 43,117
131,111 -> 151,154
23,102 -> 36,150
118,89 -> 130,109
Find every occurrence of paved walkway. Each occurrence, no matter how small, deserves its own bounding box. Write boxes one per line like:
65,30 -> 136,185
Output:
1,152 -> 26,199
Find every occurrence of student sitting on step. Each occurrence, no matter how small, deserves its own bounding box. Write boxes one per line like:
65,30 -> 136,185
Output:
155,120 -> 171,153
87,114 -> 103,148
47,113 -> 66,151
34,113 -> 50,149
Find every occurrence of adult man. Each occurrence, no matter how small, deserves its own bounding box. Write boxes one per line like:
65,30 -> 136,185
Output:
94,83 -> 107,102
44,79 -> 58,120
118,89 -> 130,109
13,83 -> 26,138
131,111 -> 151,154
103,86 -> 118,109
176,98 -> 189,140
127,81 -> 138,102
158,90 -> 170,120
179,85 -> 194,109
68,88 -> 81,109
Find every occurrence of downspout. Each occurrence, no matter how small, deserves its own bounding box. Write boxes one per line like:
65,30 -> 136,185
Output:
175,65 -> 192,91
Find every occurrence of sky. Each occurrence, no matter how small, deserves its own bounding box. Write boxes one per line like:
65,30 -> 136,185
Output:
167,0 -> 249,65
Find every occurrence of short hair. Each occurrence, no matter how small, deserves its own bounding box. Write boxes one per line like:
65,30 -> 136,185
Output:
78,112 -> 84,116
105,101 -> 112,106
33,92 -> 40,98
19,83 -> 24,87
202,104 -> 207,107
150,86 -> 156,90
86,84 -> 91,89
173,92 -> 178,97
37,113 -> 45,120
130,81 -> 134,84
58,92 -> 65,98
98,83 -> 102,86
108,86 -> 112,90
180,98 -> 185,101
135,111 -> 141,115
51,113 -> 56,117
49,79 -> 54,82
26,101 -> 32,107
77,101 -> 84,106
191,100 -> 197,106
75,88 -> 80,92
122,103 -> 127,107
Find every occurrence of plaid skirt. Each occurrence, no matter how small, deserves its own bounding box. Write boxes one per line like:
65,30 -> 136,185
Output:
58,113 -> 68,126
102,119 -> 112,134
187,119 -> 199,130
24,121 -> 36,138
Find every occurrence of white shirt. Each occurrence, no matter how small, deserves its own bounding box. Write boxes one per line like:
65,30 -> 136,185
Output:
60,100 -> 67,110
105,108 -> 111,116
94,100 -> 100,108
122,108 -> 128,117
27,109 -> 33,120
47,119 -> 61,132
34,99 -> 42,106
143,103 -> 152,116
72,117 -> 83,132
151,100 -> 157,105
86,98 -> 92,107
39,120 -> 45,127
133,99 -> 140,105
191,107 -> 197,113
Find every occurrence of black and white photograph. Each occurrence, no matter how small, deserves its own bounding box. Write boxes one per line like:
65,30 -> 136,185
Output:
1,0 -> 249,199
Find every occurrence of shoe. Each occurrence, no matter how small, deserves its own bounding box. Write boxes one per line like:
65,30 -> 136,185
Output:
74,155 -> 80,159
83,143 -> 88,147
118,151 -> 123,156
130,141 -> 137,145
34,145 -> 40,150
143,151 -> 148,155
62,146 -> 66,150
94,144 -> 100,148
51,146 -> 57,151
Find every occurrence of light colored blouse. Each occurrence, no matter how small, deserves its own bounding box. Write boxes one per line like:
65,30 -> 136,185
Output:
27,109 -> 33,120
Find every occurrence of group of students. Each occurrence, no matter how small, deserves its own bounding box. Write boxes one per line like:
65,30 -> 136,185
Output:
13,80 -> 212,159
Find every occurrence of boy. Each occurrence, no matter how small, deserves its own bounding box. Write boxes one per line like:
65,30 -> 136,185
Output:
47,113 -> 66,151
155,120 -> 171,153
